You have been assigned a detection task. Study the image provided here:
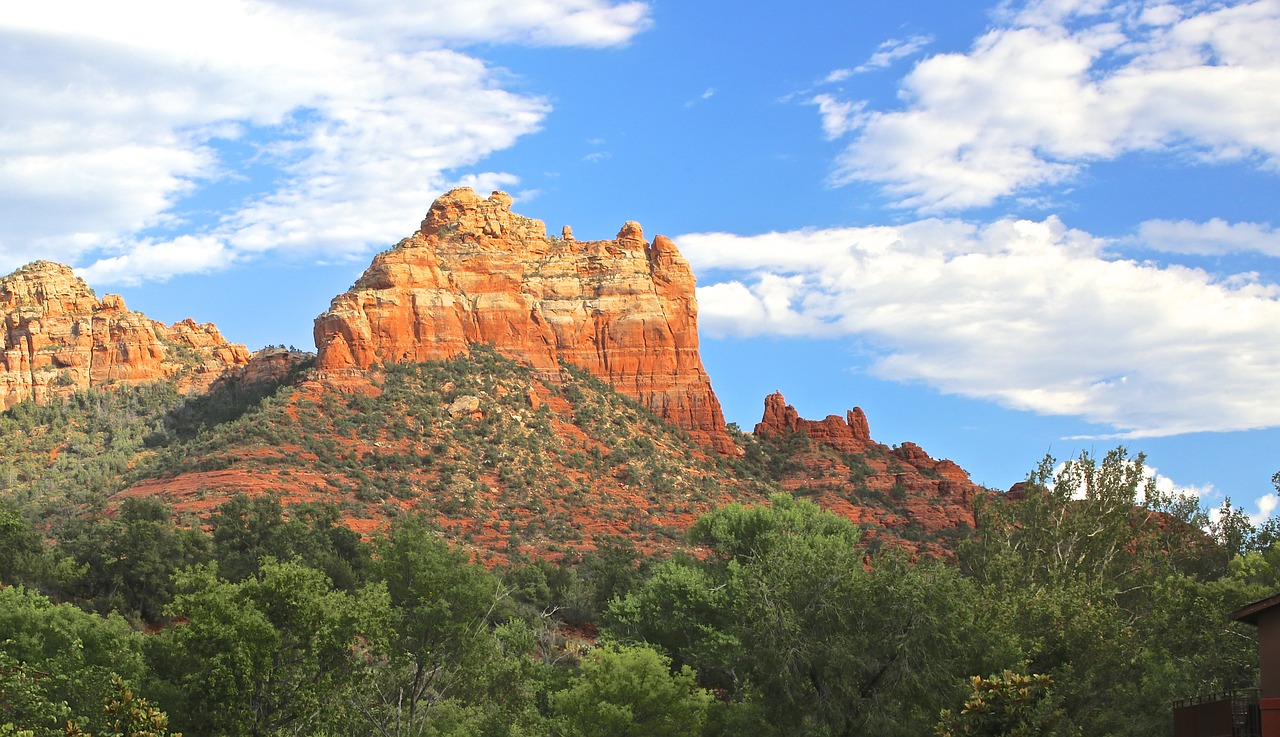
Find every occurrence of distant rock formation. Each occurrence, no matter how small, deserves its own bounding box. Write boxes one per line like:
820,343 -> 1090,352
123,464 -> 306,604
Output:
755,391 -> 872,450
314,188 -> 733,453
754,391 -> 981,554
0,261 -> 250,410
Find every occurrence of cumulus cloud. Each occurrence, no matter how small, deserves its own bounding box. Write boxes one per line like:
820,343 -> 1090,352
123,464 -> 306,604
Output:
0,0 -> 649,283
679,217 -> 1280,437
819,0 -> 1280,212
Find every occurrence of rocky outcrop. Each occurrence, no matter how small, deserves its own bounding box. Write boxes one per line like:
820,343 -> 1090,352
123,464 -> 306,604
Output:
755,391 -> 870,452
234,347 -> 313,387
314,188 -> 733,453
1,261 -> 250,410
753,391 -> 981,556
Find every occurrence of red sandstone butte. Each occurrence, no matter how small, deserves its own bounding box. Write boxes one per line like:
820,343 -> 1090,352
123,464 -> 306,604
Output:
0,261 -> 250,410
313,188 -> 733,453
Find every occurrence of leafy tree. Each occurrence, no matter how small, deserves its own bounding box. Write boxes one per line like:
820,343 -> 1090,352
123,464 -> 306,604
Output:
956,448 -> 1261,736
689,493 -> 861,562
91,675 -> 182,737
734,545 -> 1012,736
610,496 -> 1015,736
208,495 -> 368,588
604,559 -> 740,690
58,497 -> 210,623
0,650 -> 73,737
0,586 -> 147,735
356,516 -> 539,735
549,645 -> 711,737
935,671 -> 1064,737
150,559 -> 390,737
0,503 -> 48,589
575,536 -> 650,616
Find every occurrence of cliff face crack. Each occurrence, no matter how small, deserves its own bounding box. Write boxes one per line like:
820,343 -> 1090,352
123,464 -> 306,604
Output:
313,187 -> 735,454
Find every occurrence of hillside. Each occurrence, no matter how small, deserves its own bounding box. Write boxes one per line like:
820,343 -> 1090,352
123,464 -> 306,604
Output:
0,191 -> 987,559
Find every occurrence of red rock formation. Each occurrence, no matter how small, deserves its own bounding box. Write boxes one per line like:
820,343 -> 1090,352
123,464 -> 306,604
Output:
755,391 -> 871,452
753,391 -> 982,556
233,347 -> 312,387
1,261 -> 250,410
314,188 -> 733,453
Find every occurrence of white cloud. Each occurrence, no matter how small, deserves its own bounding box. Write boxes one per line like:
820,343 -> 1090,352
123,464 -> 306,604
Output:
679,216 -> 1280,437
78,236 -> 235,286
808,95 -> 866,140
1253,494 -> 1279,525
0,0 -> 649,283
685,88 -> 716,108
853,34 -> 934,73
271,0 -> 651,48
1136,218 -> 1280,257
822,0 -> 1280,212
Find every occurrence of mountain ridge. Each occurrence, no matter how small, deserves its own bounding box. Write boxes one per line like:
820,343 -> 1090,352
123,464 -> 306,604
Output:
0,192 -> 985,557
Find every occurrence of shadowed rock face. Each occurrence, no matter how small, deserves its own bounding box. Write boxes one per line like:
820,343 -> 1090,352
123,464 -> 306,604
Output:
314,188 -> 733,453
0,261 -> 250,410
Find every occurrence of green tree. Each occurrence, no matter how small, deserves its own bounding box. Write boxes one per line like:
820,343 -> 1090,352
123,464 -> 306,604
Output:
0,586 -> 146,736
610,496 -> 1015,737
0,503 -> 49,589
0,650 -> 73,737
92,675 -> 182,737
605,559 -> 740,690
150,559 -> 389,737
59,498 -> 209,623
956,448 -> 1257,737
935,671 -> 1064,737
356,516 -> 542,736
961,448 -> 1213,594
208,495 -> 368,588
550,645 -> 711,737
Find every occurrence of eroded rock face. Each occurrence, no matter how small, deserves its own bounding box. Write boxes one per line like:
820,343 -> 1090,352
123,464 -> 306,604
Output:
314,188 -> 733,453
753,391 -> 981,556
755,391 -> 871,451
1,261 -> 250,410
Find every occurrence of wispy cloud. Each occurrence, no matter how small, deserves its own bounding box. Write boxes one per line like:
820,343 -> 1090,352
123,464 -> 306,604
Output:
853,34 -> 934,73
1135,219 -> 1280,258
820,34 -> 933,83
0,0 -> 651,283
685,87 -> 716,107
679,216 -> 1280,437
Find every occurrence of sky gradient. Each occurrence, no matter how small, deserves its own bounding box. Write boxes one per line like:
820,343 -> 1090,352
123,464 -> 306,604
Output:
3,0 -> 1278,517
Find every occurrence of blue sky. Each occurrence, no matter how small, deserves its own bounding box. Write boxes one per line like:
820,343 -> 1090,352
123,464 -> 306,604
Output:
3,0 -> 1278,517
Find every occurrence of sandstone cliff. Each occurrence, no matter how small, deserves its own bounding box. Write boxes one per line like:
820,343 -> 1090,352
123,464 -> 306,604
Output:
314,188 -> 733,453
0,261 -> 250,410
754,391 -> 980,555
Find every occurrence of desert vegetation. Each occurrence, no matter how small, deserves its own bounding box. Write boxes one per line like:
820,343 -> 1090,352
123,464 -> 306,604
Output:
2,354 -> 1277,736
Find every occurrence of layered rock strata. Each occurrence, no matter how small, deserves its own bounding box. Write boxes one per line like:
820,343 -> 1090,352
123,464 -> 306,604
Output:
314,188 -> 733,453
1,261 -> 250,410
